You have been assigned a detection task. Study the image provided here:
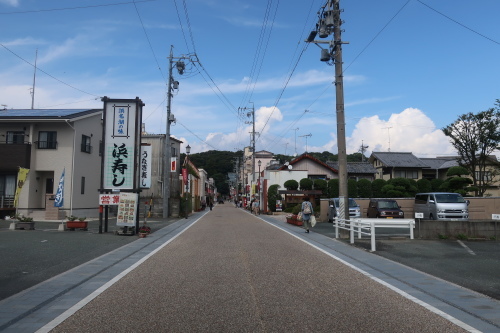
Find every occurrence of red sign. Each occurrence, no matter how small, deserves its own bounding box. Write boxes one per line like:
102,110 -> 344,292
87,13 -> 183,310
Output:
182,168 -> 188,185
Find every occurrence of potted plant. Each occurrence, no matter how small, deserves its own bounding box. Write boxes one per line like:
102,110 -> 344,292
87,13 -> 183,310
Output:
66,216 -> 88,231
286,214 -> 303,226
138,224 -> 151,238
13,214 -> 35,230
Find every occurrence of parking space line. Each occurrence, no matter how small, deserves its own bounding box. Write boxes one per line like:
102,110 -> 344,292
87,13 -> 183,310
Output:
457,240 -> 476,255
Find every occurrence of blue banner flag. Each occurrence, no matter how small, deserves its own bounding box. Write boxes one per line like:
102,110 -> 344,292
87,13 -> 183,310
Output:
54,169 -> 65,207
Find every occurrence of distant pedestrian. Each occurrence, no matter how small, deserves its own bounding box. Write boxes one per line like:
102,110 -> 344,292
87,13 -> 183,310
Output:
301,196 -> 314,233
252,199 -> 260,215
209,199 -> 213,211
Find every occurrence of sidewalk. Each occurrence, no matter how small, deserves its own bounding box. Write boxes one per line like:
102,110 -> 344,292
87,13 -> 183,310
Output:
0,205 -> 499,332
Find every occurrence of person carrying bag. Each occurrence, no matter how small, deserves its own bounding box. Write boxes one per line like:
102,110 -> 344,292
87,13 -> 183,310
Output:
301,196 -> 314,233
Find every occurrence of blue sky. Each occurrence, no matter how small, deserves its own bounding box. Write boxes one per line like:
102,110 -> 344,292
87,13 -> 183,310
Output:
1,0 -> 499,158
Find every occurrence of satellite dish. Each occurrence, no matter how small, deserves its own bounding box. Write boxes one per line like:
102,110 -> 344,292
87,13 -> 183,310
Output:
284,161 -> 289,166
288,165 -> 293,170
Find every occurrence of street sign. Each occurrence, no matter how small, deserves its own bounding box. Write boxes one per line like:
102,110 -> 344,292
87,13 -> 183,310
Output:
415,212 -> 424,219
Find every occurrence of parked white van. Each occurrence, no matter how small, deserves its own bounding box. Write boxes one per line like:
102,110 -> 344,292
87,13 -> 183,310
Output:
414,192 -> 469,220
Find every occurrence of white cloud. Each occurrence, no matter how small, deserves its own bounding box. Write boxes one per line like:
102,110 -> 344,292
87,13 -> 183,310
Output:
0,0 -> 19,6
346,107 -> 455,157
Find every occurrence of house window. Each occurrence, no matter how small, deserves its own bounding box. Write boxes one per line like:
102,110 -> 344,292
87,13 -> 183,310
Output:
37,131 -> 57,149
81,135 -> 91,153
81,177 -> 85,194
475,171 -> 492,182
6,131 -> 25,144
394,170 -> 418,179
171,146 -> 177,157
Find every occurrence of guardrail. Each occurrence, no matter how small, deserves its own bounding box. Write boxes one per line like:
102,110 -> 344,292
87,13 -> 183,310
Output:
333,218 -> 415,252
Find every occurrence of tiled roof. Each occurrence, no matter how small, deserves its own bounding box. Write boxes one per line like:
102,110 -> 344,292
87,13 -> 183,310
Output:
0,109 -> 102,119
369,152 -> 429,168
326,161 -> 377,174
420,157 -> 458,169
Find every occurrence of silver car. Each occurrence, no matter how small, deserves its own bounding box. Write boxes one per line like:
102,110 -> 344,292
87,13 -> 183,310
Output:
328,198 -> 361,222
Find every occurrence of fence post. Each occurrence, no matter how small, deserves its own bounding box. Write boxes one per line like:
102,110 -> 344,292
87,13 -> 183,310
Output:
371,222 -> 376,252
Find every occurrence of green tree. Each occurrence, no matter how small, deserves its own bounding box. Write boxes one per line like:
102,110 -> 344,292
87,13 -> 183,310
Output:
327,179 -> 339,198
430,178 -> 444,191
384,177 -> 418,197
267,184 -> 281,212
313,179 -> 328,197
300,178 -> 313,190
416,178 -> 432,193
371,179 -> 386,198
441,166 -> 474,196
442,102 -> 500,196
348,179 -> 358,197
284,179 -> 299,190
357,179 -> 372,198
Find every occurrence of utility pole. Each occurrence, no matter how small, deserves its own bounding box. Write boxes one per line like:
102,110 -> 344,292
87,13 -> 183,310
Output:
239,103 -> 256,183
306,0 -> 349,221
299,133 -> 312,153
30,49 -> 38,109
163,46 -> 196,218
293,128 -> 299,156
383,127 -> 392,152
359,140 -> 369,162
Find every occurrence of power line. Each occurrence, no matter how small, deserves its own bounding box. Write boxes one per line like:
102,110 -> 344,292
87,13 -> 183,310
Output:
176,120 -> 220,151
1,43 -> 100,97
416,0 -> 500,46
132,0 -> 167,83
0,0 -> 157,15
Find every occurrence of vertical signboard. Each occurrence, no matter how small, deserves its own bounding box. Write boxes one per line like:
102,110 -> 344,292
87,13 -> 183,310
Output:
140,145 -> 152,188
101,97 -> 144,191
116,192 -> 138,226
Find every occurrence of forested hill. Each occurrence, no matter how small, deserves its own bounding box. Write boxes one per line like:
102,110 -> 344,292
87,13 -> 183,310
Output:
182,150 -> 242,195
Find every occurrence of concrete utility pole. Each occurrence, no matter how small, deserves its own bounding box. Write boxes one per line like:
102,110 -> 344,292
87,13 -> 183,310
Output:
306,0 -> 349,221
163,46 -> 196,218
240,103 -> 256,183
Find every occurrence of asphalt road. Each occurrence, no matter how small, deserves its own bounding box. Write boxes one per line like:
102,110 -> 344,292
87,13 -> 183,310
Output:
1,214 -> 499,303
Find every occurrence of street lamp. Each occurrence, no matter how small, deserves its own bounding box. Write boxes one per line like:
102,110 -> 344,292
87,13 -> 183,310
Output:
185,144 -> 191,219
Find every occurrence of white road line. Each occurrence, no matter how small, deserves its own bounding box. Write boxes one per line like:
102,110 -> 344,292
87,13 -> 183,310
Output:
36,216 -> 205,333
457,240 -> 476,255
262,218 -> 482,333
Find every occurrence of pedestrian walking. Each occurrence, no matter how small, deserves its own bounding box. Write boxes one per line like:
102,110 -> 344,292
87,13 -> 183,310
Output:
209,199 -> 213,211
252,199 -> 260,215
301,196 -> 314,233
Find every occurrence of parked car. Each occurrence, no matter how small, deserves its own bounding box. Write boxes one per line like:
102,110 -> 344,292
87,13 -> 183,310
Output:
328,198 -> 361,222
414,192 -> 469,220
367,199 -> 404,218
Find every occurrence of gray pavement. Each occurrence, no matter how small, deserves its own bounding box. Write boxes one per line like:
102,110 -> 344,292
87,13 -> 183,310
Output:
0,205 -> 499,332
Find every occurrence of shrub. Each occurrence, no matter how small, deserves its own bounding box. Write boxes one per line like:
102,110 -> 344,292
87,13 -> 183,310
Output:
371,179 -> 386,197
300,178 -> 313,190
327,179 -> 339,198
284,179 -> 299,190
357,179 -> 372,198
348,179 -> 358,197
313,179 -> 328,197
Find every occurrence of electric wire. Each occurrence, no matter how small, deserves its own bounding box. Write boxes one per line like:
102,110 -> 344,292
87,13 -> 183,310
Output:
1,43 -> 101,98
0,0 -> 157,15
416,0 -> 500,46
176,120 -> 220,150
132,0 -> 167,83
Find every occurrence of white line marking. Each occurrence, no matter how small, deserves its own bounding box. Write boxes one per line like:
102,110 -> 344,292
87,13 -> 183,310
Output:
36,217 -> 204,333
261,218 -> 482,333
457,240 -> 476,255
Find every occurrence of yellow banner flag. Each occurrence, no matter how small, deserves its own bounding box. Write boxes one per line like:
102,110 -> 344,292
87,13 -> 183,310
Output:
14,167 -> 29,207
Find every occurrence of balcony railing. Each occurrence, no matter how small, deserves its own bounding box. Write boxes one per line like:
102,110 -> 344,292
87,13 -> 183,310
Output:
35,141 -> 58,149
0,195 -> 14,208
